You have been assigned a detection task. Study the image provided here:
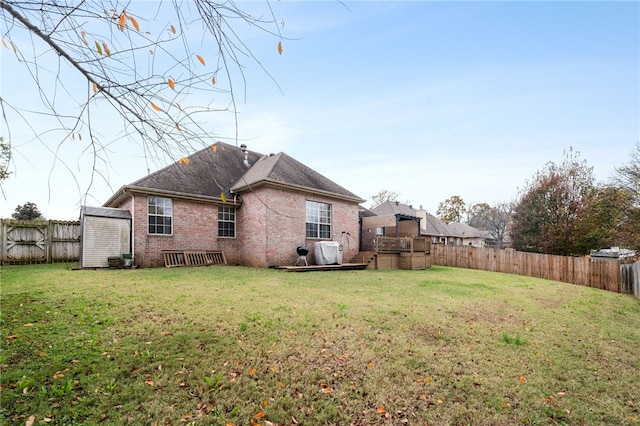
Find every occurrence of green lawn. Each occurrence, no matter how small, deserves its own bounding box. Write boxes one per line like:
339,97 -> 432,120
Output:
1,264 -> 639,425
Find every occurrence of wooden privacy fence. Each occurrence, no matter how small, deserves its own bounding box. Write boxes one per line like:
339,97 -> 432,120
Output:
1,219 -> 80,264
431,245 -> 639,297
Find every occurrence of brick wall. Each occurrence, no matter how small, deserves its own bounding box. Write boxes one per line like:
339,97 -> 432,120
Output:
238,187 -> 361,267
113,189 -> 360,268
122,196 -> 230,267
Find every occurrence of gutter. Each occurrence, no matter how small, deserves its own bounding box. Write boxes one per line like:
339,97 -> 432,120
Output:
231,179 -> 366,204
104,185 -> 243,208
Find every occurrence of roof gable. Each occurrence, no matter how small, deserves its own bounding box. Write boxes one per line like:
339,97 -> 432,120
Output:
104,142 -> 363,205
231,152 -> 363,202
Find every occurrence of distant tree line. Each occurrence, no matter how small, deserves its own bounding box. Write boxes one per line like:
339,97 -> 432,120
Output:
511,145 -> 639,255
403,143 -> 640,256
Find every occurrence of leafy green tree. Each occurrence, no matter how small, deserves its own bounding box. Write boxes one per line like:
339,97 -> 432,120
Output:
12,202 -> 44,220
575,186 -> 638,252
436,195 -> 467,224
511,148 -> 594,255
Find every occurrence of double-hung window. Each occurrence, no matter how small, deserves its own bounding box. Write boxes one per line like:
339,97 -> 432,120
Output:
305,201 -> 331,239
148,196 -> 172,235
218,206 -> 236,238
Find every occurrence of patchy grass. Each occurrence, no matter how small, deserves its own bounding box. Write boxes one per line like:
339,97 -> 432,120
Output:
1,263 -> 639,425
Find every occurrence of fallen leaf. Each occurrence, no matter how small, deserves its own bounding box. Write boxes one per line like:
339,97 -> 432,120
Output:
254,412 -> 265,419
145,380 -> 154,386
376,406 -> 386,414
26,416 -> 35,426
24,323 -> 34,327
249,368 -> 257,376
519,375 -> 527,384
557,391 -> 566,397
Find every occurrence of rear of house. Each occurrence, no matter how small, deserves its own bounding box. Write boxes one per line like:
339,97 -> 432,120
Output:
100,142 -> 364,268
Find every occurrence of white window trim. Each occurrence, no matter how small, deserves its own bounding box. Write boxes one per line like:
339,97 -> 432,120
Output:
305,200 -> 331,239
147,196 -> 173,236
218,205 -> 236,238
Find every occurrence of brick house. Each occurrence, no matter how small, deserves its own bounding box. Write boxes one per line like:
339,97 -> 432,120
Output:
102,142 -> 364,268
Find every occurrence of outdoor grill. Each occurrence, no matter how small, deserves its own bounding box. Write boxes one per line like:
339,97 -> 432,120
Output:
295,245 -> 309,266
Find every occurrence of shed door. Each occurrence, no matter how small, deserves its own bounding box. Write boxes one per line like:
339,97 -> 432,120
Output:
81,216 -> 130,268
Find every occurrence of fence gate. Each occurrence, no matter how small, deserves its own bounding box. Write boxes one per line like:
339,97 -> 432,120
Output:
2,221 -> 47,263
1,219 -> 80,264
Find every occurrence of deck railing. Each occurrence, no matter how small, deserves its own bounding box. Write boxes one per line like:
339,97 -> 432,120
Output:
374,236 -> 430,254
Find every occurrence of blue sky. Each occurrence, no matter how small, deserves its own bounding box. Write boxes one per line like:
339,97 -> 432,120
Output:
1,1 -> 638,219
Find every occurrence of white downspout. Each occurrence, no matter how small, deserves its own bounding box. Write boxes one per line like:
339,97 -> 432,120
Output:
124,189 -> 135,264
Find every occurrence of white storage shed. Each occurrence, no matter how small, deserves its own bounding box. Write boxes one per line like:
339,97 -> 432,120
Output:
79,206 -> 131,268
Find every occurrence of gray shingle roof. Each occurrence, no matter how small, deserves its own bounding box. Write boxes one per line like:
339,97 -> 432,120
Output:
231,152 -> 363,201
370,201 -> 417,216
105,142 -> 363,205
423,213 -> 458,237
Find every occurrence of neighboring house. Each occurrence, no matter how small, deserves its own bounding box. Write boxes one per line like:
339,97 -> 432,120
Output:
364,201 -> 485,247
422,213 -> 459,245
447,222 -> 485,247
100,142 -> 365,268
363,201 -> 423,248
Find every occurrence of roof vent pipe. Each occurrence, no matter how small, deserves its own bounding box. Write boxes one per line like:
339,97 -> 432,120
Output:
240,144 -> 250,167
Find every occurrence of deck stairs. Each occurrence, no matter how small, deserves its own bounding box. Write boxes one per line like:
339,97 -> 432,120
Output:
351,251 -> 376,269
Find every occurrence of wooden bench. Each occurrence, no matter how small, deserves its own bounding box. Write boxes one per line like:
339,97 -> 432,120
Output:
163,250 -> 227,268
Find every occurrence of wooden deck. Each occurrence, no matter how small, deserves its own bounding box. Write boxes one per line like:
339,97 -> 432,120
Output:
274,263 -> 368,272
